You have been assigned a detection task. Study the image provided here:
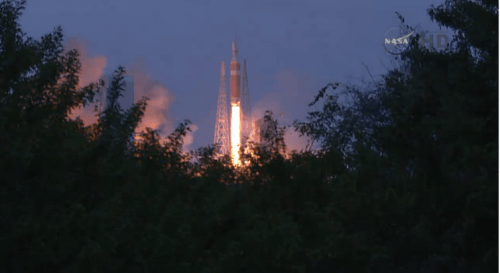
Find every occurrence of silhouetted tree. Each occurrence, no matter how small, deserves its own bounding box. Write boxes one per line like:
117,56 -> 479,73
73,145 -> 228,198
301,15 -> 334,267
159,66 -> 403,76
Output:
0,0 -> 496,272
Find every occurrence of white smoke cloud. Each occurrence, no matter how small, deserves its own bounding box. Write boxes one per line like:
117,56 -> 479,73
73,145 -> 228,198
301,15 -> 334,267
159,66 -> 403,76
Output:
65,37 -> 107,125
283,127 -> 309,153
182,123 -> 199,153
64,39 -> 176,144
249,69 -> 316,153
250,92 -> 282,121
125,59 -> 174,138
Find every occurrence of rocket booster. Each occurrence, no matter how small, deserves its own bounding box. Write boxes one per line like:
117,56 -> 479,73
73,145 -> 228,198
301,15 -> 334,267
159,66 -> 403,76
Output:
230,41 -> 241,105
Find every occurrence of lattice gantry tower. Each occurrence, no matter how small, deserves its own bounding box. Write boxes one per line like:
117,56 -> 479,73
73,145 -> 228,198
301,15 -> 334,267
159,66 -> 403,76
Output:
213,61 -> 231,155
240,59 -> 251,138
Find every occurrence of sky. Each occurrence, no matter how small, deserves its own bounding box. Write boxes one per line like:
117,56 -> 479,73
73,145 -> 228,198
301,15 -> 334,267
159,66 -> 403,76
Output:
19,0 -> 447,151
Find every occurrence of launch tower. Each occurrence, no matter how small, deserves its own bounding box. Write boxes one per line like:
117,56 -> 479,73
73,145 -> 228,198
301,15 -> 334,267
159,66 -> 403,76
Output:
214,62 -> 231,155
213,41 -> 251,164
240,59 -> 251,142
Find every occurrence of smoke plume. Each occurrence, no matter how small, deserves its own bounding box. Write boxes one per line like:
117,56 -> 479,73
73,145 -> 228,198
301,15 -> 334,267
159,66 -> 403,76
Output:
182,124 -> 199,153
65,37 -> 107,125
283,128 -> 309,153
249,70 -> 315,153
125,59 -> 174,138
64,38 -> 175,142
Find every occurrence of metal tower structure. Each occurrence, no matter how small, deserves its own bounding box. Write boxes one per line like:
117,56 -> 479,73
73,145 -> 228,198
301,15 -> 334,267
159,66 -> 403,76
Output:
240,59 -> 251,138
214,61 -> 231,155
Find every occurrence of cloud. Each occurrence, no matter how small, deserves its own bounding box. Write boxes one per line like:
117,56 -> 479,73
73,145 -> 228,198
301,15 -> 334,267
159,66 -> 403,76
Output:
283,127 -> 309,153
248,69 -> 318,152
250,92 -> 282,121
251,70 -> 316,121
182,123 -> 199,153
125,59 -> 174,138
65,39 -> 175,141
65,37 -> 107,125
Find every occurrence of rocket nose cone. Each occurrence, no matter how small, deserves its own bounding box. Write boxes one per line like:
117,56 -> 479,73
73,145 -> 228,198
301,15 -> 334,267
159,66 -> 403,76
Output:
232,41 -> 238,58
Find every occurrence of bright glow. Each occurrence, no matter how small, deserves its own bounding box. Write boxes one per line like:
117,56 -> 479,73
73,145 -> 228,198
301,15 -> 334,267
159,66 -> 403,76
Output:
231,104 -> 241,166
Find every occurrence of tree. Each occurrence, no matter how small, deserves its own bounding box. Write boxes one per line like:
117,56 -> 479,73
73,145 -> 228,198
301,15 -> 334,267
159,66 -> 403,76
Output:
294,0 -> 497,271
0,0 -> 496,272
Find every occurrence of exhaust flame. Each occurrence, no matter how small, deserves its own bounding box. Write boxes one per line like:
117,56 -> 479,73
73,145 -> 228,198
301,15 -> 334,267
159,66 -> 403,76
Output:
231,104 -> 241,166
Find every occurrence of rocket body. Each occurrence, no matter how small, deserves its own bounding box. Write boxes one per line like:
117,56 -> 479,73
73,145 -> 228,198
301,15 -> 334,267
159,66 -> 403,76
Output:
230,41 -> 241,105
229,41 -> 243,165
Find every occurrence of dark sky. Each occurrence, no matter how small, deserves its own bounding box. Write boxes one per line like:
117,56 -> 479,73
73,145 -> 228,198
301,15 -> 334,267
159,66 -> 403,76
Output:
20,0 -> 446,150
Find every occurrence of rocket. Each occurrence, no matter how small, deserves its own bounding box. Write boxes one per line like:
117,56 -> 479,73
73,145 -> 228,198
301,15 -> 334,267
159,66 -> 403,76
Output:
230,41 -> 241,105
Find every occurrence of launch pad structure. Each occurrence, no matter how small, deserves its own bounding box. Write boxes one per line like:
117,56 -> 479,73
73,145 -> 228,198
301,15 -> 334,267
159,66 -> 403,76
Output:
213,61 -> 230,155
213,41 -> 250,162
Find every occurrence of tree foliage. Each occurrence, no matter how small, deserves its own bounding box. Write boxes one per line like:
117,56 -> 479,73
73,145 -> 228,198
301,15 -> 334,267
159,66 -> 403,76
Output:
0,0 -> 496,272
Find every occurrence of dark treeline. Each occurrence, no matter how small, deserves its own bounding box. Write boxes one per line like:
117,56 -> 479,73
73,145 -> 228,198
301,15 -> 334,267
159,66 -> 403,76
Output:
0,0 -> 497,272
